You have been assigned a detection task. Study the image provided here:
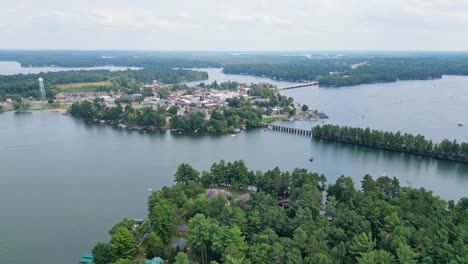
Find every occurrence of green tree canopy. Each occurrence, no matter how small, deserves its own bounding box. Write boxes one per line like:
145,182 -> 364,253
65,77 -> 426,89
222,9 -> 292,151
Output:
92,242 -> 117,264
110,227 -> 137,259
175,163 -> 200,184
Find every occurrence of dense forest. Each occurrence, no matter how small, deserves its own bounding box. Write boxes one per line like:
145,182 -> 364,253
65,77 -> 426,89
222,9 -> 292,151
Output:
0,50 -> 221,68
0,68 -> 207,100
223,61 -> 348,82
312,125 -> 468,162
91,160 -> 468,264
223,57 -> 468,87
319,57 -> 468,87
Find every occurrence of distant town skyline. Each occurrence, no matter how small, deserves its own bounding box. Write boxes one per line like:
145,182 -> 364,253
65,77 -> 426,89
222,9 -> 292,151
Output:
2,0 -> 468,51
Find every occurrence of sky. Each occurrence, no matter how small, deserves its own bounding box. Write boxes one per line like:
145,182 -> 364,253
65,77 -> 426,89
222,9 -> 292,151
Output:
2,0 -> 468,51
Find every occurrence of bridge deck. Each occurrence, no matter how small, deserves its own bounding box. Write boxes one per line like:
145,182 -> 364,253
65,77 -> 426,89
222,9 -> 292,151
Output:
280,81 -> 319,90
262,123 -> 312,137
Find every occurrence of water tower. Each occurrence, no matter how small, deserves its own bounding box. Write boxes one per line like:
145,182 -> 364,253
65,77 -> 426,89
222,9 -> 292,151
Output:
38,78 -> 46,100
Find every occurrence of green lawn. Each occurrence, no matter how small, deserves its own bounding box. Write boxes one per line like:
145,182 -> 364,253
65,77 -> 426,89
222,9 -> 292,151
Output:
55,81 -> 112,90
261,116 -> 287,123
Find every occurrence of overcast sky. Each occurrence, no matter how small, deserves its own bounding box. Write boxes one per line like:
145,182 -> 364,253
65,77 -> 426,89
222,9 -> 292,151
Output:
2,0 -> 468,51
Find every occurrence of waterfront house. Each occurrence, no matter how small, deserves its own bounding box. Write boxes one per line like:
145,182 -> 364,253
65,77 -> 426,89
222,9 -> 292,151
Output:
205,189 -> 232,200
55,93 -> 66,100
177,224 -> 189,236
277,198 -> 291,209
172,238 -> 189,252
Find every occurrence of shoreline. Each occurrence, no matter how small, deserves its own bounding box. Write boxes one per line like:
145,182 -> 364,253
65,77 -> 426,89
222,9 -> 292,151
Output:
36,108 -> 68,113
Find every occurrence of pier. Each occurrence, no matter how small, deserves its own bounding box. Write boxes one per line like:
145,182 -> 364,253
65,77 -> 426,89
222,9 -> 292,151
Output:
262,123 -> 312,137
279,81 -> 319,90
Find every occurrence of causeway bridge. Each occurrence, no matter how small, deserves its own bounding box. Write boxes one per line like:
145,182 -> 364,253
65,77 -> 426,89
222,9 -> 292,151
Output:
262,123 -> 312,137
279,81 -> 319,90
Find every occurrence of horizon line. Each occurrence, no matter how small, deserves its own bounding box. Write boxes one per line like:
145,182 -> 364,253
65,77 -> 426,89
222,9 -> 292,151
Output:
1,49 -> 468,53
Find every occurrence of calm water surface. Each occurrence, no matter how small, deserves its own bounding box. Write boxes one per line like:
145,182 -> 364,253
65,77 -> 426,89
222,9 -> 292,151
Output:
0,61 -> 139,75
189,68 -> 467,142
0,66 -> 467,264
278,75 -> 468,142
185,68 -> 297,87
0,112 -> 467,264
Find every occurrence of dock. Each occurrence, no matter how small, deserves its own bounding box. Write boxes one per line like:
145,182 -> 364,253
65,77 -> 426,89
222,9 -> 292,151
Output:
262,123 -> 312,137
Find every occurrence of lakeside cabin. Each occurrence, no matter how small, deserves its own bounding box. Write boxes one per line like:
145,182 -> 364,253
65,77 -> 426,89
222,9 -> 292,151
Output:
177,224 -> 189,236
173,237 -> 189,252
146,256 -> 164,264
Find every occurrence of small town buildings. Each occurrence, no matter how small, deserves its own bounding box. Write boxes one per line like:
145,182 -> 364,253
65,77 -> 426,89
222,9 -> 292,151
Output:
256,82 -> 272,87
204,103 -> 219,110
55,93 -> 66,100
120,94 -> 143,102
99,95 -> 112,102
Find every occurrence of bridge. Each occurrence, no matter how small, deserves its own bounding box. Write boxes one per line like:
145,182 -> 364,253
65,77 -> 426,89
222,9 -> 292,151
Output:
279,81 -> 319,90
262,123 -> 312,137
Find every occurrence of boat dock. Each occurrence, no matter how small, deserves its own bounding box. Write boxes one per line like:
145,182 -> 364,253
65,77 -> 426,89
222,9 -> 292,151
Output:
262,123 -> 312,137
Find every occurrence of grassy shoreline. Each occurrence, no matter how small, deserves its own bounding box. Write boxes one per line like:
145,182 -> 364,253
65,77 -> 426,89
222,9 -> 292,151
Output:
261,116 -> 288,123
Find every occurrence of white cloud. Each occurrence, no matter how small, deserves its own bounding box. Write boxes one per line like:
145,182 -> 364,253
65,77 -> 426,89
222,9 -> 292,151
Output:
87,8 -> 201,30
222,13 -> 290,25
1,0 -> 468,50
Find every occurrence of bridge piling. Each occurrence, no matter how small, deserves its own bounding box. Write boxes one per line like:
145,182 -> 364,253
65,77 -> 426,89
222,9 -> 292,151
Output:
262,123 -> 312,137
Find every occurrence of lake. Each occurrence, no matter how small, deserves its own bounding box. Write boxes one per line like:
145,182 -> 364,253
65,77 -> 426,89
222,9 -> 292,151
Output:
185,68 -> 298,87
278,75 -> 468,142
0,66 -> 467,264
0,61 -> 139,75
0,111 -> 467,264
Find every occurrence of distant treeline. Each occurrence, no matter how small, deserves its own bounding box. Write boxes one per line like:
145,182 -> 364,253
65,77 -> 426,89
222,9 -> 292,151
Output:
0,50 -> 221,68
223,61 -> 347,82
319,58 -> 468,87
0,68 -> 207,100
223,57 -> 468,87
312,125 -> 468,162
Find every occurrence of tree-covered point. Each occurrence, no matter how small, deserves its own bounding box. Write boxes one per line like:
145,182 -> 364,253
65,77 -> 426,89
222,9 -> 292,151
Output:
69,99 -> 167,128
93,160 -> 468,264
319,57 -> 468,87
223,57 -> 468,87
162,106 -> 263,133
12,98 -> 31,112
223,60 -> 348,82
0,68 -> 207,100
312,125 -> 468,162
69,99 -> 263,133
